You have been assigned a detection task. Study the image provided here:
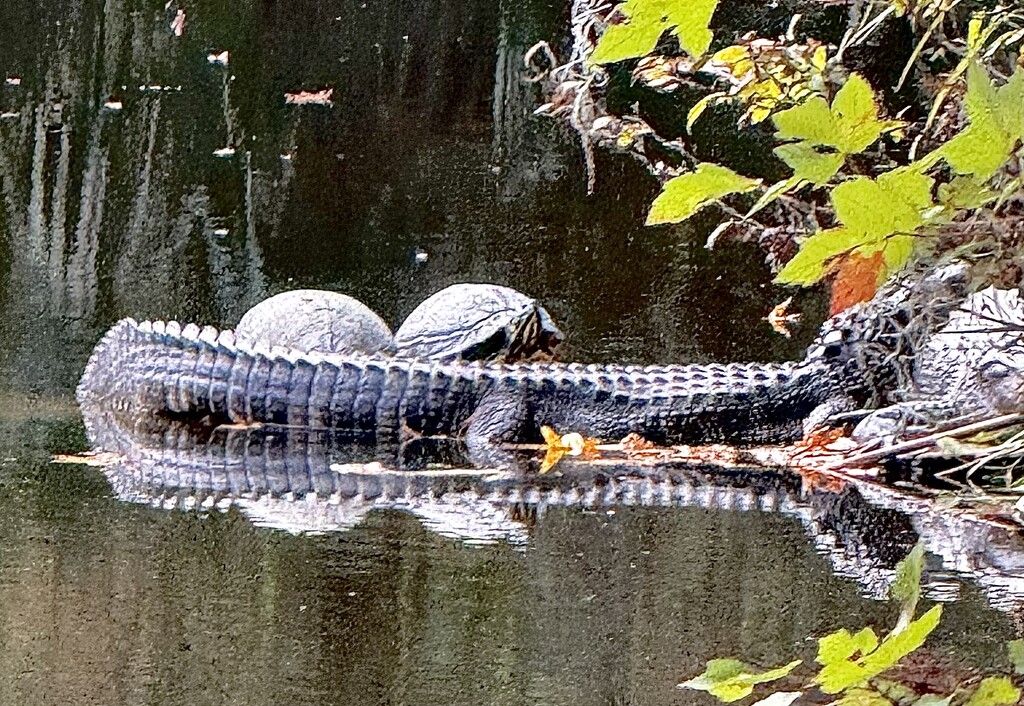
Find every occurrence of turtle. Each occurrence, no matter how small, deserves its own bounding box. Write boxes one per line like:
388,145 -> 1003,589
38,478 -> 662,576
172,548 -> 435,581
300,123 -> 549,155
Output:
392,283 -> 563,361
234,289 -> 394,356
235,284 -> 563,362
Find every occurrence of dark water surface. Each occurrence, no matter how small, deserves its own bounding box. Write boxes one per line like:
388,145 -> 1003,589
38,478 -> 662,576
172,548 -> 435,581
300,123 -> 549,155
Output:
0,1 -> 1022,704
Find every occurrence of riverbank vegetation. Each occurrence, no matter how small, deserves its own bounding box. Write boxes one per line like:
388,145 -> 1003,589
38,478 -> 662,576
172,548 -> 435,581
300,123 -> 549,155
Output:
680,545 -> 1023,706
531,0 -> 1023,312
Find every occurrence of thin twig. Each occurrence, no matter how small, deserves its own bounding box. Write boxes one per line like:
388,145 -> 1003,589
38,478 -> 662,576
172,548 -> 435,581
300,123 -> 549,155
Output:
839,413 -> 1024,467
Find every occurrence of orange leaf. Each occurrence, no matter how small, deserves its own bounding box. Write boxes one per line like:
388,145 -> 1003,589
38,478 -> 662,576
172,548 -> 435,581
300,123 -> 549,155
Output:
829,251 -> 885,315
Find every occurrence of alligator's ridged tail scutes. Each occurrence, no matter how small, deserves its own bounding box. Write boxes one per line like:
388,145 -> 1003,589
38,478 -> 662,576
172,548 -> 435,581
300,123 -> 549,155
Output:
79,317 -> 831,445
78,318 -> 256,421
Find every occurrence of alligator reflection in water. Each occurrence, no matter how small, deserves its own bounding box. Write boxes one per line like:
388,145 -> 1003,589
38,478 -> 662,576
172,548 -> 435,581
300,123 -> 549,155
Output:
83,402 -> 1024,616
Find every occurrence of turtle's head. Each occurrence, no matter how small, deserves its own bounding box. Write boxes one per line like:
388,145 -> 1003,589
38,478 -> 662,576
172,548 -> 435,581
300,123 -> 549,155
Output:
479,301 -> 563,362
394,283 -> 563,362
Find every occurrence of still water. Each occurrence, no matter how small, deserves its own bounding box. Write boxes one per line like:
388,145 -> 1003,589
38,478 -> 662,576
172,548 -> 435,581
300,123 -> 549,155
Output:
0,1 -> 1021,704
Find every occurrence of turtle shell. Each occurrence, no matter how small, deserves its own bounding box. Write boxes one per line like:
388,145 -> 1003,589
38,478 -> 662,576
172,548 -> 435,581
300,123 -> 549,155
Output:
393,284 -> 562,361
235,289 -> 393,355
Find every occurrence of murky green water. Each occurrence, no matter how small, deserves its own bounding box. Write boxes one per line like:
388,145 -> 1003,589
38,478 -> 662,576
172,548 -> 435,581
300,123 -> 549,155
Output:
1,1 -> 1022,704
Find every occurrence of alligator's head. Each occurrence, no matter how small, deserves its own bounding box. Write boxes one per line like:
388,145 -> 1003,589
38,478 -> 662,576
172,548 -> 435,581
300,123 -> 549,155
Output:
918,286 -> 1024,416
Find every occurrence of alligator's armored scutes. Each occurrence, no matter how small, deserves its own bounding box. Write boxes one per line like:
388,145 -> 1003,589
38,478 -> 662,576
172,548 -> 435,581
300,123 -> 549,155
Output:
77,265 -> 1024,452
77,317 -> 852,447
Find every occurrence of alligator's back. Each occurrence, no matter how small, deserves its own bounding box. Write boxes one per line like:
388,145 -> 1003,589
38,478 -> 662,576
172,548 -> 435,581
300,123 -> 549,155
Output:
76,318 -> 482,439
78,318 -> 836,445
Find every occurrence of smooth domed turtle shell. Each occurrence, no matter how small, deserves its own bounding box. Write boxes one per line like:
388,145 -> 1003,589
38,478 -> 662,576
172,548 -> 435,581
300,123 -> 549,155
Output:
393,283 -> 563,361
235,290 -> 393,355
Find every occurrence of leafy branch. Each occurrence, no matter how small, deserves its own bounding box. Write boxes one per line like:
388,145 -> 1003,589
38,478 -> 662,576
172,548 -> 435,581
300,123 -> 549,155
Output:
678,545 -> 1022,706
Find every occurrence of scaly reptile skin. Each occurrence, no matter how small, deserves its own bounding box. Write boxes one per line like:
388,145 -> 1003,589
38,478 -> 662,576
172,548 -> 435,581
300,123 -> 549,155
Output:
76,318 -> 858,447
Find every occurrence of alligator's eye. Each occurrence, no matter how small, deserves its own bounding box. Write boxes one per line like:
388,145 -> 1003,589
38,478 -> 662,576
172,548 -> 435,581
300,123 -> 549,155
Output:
980,359 -> 1014,381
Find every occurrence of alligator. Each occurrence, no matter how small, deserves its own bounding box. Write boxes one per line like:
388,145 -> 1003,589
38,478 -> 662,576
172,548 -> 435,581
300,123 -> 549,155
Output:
75,265 -> 1024,457
83,405 -> 1024,616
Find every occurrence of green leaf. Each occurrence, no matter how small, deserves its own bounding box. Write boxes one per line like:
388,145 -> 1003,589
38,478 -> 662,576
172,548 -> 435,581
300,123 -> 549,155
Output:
817,627 -> 880,669
965,677 -> 1021,706
815,605 -> 943,694
881,235 -> 916,275
941,125 -> 1015,179
590,0 -> 719,64
830,172 -> 932,240
646,163 -> 760,225
890,544 -> 925,632
913,696 -> 952,706
774,143 -> 844,185
936,64 -> 1024,178
937,175 -> 999,210
774,97 -> 839,146
890,544 -> 925,608
773,74 -> 902,157
746,175 -> 803,218
680,658 -> 802,703
688,92 -> 727,131
774,228 -> 863,285
1007,639 -> 1024,675
832,75 -> 898,154
878,167 -> 935,213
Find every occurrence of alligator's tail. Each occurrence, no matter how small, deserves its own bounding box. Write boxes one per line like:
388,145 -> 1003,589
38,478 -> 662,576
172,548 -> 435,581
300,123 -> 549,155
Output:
77,318 -> 258,423
76,318 -> 417,433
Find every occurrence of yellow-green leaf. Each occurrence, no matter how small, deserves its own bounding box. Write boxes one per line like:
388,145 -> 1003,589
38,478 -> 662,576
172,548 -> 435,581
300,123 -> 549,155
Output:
646,163 -> 760,225
591,13 -> 666,64
679,659 -> 802,703
913,696 -> 952,706
965,677 -> 1021,706
890,544 -> 924,606
772,73 -> 902,169
816,605 -> 942,694
881,235 -> 916,277
832,75 -> 888,154
688,92 -> 727,132
817,626 -> 880,669
591,0 -> 719,64
878,166 -> 934,212
775,228 -> 863,285
1008,639 -> 1024,675
935,64 -> 1024,178
774,74 -> 901,155
937,175 -> 998,210
830,172 -> 933,240
774,142 -> 844,185
746,175 -> 802,218
774,97 -> 839,146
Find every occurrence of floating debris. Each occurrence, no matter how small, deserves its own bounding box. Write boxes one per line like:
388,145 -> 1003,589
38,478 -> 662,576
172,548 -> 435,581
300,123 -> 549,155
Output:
285,87 -> 334,106
213,147 -> 235,158
52,451 -> 121,468
766,296 -> 801,338
207,51 -> 229,66
170,8 -> 186,36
